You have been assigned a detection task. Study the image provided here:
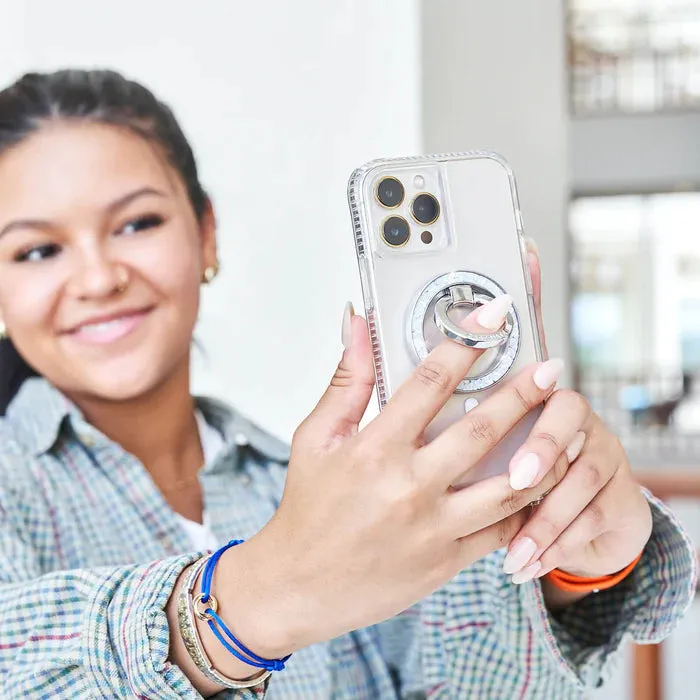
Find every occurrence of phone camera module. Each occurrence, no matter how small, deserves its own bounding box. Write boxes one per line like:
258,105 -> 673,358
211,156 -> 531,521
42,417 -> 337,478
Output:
411,193 -> 440,225
381,216 -> 410,247
375,177 -> 405,208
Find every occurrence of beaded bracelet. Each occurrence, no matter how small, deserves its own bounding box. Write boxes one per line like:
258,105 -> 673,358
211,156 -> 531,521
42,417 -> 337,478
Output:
177,555 -> 270,690
195,539 -> 292,672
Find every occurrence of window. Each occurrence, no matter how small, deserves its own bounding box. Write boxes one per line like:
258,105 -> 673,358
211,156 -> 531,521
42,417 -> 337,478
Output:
569,0 -> 700,113
570,193 -> 700,457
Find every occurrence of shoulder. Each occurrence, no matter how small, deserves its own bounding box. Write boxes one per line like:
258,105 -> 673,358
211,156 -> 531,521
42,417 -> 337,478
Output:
0,415 -> 43,504
0,414 -> 34,464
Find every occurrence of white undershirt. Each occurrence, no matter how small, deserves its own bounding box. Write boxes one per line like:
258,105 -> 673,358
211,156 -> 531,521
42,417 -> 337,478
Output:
174,411 -> 224,551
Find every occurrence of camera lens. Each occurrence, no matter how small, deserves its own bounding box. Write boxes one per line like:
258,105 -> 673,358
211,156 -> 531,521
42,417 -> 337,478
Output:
381,216 -> 410,247
376,177 -> 404,208
411,193 -> 440,225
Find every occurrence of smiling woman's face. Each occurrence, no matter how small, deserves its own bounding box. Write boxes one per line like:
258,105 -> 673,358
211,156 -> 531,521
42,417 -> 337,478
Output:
0,121 -> 217,402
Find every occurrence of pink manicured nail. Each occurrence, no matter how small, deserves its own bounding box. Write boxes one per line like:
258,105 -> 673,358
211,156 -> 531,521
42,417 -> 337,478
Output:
341,302 -> 355,350
509,453 -> 540,490
503,537 -> 537,574
566,431 -> 586,463
533,358 -> 564,390
524,237 -> 539,255
476,294 -> 512,330
511,561 -> 542,584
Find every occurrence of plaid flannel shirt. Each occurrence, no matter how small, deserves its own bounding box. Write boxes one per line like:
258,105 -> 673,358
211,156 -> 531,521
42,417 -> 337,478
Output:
0,378 -> 696,699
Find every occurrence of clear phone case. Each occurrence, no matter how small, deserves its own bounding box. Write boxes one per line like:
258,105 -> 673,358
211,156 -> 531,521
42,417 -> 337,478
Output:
347,151 -> 545,484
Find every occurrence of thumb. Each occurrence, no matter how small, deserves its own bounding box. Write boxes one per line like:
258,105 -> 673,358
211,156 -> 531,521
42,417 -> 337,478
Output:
302,303 -> 375,449
525,237 -> 549,359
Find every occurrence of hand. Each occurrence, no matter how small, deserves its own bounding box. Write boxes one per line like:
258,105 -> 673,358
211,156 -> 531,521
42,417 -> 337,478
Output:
502,240 -> 652,594
502,394 -> 652,584
221,297 -> 567,659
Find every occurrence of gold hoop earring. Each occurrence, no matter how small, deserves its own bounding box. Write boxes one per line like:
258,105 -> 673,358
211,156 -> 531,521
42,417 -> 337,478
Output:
202,263 -> 219,284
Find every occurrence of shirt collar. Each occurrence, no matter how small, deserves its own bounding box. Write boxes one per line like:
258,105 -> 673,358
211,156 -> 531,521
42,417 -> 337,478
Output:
6,377 -> 290,465
195,395 -> 291,467
6,377 -> 76,456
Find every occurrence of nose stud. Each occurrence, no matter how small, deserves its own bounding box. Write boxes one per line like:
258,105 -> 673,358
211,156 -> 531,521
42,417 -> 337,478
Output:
114,267 -> 129,293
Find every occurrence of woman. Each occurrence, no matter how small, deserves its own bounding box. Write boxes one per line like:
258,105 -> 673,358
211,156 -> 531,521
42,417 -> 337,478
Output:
0,70 -> 694,700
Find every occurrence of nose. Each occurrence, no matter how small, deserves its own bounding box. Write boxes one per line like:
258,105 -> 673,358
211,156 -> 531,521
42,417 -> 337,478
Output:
66,248 -> 128,300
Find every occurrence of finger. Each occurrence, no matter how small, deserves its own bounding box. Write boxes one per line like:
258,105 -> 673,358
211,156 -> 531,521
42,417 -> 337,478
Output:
533,489 -> 614,579
525,238 -> 542,316
443,453 -> 568,540
534,475 -> 650,580
525,237 -> 549,359
371,294 -> 513,442
507,389 -> 592,491
455,510 -> 529,568
502,449 -> 619,575
300,306 -> 375,449
421,357 -> 564,485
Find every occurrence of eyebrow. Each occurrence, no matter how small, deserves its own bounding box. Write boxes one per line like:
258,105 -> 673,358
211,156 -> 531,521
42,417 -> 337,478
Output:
0,186 -> 167,240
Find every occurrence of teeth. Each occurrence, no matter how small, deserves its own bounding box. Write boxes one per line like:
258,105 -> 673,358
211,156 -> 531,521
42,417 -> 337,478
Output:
79,319 -> 126,334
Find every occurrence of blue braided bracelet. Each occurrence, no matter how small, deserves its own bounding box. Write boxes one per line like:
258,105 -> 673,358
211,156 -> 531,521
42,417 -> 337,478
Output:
192,539 -> 292,673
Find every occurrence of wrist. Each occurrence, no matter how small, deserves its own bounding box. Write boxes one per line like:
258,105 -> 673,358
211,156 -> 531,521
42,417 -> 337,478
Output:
541,577 -> 590,611
210,534 -> 306,660
554,550 -> 645,580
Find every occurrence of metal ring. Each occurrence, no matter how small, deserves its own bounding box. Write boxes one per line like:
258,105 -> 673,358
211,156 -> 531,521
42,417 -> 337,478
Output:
408,271 -> 521,393
192,592 -> 218,621
527,488 -> 553,509
434,284 -> 515,349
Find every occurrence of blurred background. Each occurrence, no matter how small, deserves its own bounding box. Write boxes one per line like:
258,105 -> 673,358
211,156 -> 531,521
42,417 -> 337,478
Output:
1,1 -> 698,697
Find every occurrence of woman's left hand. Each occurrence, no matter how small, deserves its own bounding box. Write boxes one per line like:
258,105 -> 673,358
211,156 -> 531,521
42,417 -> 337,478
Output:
502,239 -> 653,595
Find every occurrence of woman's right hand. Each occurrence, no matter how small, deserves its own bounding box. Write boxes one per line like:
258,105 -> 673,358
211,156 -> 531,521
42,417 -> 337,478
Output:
215,298 -> 566,662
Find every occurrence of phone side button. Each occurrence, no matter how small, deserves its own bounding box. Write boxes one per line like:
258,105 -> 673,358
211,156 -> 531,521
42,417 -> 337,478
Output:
358,256 -> 374,310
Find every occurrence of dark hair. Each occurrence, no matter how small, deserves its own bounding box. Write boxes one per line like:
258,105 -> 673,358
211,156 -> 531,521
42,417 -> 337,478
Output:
0,69 -> 208,414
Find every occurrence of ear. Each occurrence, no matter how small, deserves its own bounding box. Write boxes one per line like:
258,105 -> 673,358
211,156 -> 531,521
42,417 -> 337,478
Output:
199,197 -> 218,271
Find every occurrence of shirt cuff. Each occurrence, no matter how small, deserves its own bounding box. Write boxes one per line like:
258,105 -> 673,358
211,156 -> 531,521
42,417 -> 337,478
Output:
518,489 -> 698,690
104,552 -> 269,699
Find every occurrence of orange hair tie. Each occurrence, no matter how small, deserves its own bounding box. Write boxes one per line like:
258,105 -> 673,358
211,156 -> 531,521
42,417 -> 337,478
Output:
543,552 -> 643,594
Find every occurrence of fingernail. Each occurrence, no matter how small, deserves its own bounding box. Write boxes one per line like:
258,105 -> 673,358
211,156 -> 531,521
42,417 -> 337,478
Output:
533,358 -> 564,390
524,237 -> 538,255
566,431 -> 586,463
511,561 -> 542,584
503,537 -> 538,574
476,294 -> 512,330
463,398 -> 479,414
509,453 -> 540,490
341,302 -> 355,350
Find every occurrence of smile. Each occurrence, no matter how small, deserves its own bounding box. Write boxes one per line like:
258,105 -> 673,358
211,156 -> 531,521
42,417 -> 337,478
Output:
66,308 -> 153,345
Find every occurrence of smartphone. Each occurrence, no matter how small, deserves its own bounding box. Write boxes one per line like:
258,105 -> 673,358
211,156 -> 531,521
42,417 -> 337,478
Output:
347,151 -> 545,485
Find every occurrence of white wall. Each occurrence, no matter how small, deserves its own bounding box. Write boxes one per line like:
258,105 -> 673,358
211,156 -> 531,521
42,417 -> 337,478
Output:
0,0 -> 422,440
573,112 -> 700,194
421,0 -> 572,375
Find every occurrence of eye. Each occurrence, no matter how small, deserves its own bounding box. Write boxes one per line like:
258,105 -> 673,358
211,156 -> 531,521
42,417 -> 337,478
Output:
14,243 -> 61,263
118,214 -> 165,236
